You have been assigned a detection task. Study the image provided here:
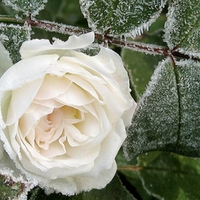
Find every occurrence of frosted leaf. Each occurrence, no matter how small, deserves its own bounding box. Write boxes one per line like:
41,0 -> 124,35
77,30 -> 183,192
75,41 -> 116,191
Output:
2,0 -> 48,16
0,41 -> 13,77
79,0 -> 167,37
0,23 -> 31,63
123,58 -> 179,159
164,0 -> 200,54
0,141 -> 35,199
78,43 -> 100,56
174,60 -> 200,155
123,58 -> 200,159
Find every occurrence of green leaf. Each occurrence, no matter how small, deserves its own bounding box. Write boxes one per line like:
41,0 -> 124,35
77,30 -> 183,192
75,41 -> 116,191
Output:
31,0 -> 88,41
0,23 -> 30,63
29,174 -> 136,200
138,152 -> 200,199
164,0 -> 200,56
39,0 -> 86,26
123,58 -> 200,159
121,14 -> 166,100
0,40 -> 12,76
2,0 -> 48,16
116,149 -> 154,200
0,174 -> 25,199
122,50 -> 163,101
79,0 -> 167,36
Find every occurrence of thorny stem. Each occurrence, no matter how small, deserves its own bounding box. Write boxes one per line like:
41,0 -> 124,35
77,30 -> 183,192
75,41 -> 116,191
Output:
1,15 -> 200,62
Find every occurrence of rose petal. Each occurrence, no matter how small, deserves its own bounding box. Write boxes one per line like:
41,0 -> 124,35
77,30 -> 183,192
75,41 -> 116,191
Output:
35,75 -> 72,100
33,99 -> 63,108
42,162 -> 116,195
6,79 -> 43,126
0,54 -> 59,91
56,83 -> 94,106
20,32 -> 94,59
24,103 -> 54,120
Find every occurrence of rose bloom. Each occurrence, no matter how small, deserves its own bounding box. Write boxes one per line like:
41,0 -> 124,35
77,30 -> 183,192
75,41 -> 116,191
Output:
0,32 -> 136,195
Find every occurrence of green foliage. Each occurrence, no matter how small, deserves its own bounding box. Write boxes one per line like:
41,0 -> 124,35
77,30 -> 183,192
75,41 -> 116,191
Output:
138,152 -> 200,199
2,0 -> 48,16
124,59 -> 179,158
79,0 -> 167,36
124,59 -> 200,158
164,0 -> 200,54
122,14 -> 166,100
0,174 -> 24,199
0,23 -> 30,63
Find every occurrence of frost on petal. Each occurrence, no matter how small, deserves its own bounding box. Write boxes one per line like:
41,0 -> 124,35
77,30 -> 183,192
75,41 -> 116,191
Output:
20,32 -> 95,59
39,162 -> 116,196
0,54 -> 58,91
0,42 -> 13,77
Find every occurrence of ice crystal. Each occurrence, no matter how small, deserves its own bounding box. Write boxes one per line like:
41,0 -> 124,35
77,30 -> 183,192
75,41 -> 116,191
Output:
164,0 -> 200,53
2,0 -> 48,16
79,0 -> 167,37
0,23 -> 31,63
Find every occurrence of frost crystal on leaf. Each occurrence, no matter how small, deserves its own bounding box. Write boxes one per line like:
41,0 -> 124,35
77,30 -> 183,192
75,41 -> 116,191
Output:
0,141 -> 35,200
164,0 -> 200,54
79,0 -> 167,36
0,23 -> 31,63
0,41 -> 13,77
124,57 -> 200,159
123,58 -> 179,159
2,0 -> 48,16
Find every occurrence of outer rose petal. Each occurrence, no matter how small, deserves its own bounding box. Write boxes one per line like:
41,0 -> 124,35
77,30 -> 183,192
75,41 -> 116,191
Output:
42,162 -> 117,195
20,32 -> 95,59
0,54 -> 59,91
0,32 -> 136,196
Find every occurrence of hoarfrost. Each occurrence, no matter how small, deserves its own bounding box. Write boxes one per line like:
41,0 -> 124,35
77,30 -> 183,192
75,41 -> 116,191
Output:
122,40 -> 166,56
0,141 -> 35,199
0,23 -> 31,63
174,60 -> 200,155
164,0 -> 200,52
0,40 -> 13,76
123,58 -> 179,160
124,57 -> 200,160
2,0 -> 48,16
79,0 -> 167,37
32,20 -> 89,36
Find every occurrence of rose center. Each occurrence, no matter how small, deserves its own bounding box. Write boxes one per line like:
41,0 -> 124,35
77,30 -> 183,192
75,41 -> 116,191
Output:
35,108 -> 64,151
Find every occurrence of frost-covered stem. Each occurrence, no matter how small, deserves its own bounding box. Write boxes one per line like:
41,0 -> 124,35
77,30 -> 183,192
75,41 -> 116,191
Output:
0,16 -> 181,58
1,16 -> 200,61
102,36 -> 169,56
27,18 -> 89,36
27,18 -> 169,56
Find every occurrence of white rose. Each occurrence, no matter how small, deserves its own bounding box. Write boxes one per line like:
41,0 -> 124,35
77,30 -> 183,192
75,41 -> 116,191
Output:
0,32 -> 136,195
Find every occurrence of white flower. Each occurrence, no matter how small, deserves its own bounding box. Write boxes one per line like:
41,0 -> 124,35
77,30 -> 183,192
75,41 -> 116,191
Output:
0,32 -> 136,195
